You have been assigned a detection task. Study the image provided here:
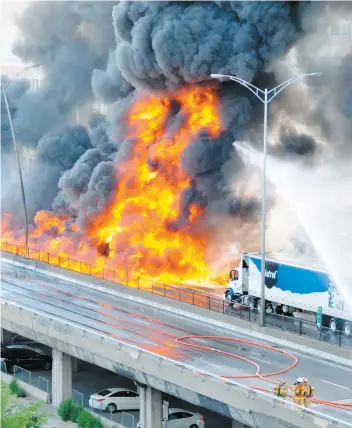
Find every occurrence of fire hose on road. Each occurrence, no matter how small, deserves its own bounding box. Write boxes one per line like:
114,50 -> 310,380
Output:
176,335 -> 352,411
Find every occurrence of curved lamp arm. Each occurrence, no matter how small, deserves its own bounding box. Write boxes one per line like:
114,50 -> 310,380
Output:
3,64 -> 41,94
211,73 -> 265,103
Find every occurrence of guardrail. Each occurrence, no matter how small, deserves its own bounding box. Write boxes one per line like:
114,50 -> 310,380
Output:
72,388 -> 84,406
2,300 -> 351,428
14,365 -> 31,384
90,396 -> 135,425
226,305 -> 352,350
1,241 -> 351,350
38,376 -> 50,394
0,240 -> 225,313
6,364 -> 50,396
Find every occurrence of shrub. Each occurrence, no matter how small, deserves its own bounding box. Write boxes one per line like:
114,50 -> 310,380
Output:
58,398 -> 73,421
16,386 -> 26,398
9,379 -> 19,395
70,402 -> 83,423
76,409 -> 101,428
8,379 -> 26,398
92,419 -> 102,428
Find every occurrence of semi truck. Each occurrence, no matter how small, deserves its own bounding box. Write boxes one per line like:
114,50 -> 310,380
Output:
224,252 -> 352,336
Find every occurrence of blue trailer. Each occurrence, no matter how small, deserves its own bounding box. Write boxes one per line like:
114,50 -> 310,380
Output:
224,252 -> 352,336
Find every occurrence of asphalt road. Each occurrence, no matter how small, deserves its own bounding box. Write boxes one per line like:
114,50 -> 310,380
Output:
1,261 -> 352,425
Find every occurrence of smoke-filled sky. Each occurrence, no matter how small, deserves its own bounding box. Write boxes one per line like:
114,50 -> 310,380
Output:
1,1 -> 352,264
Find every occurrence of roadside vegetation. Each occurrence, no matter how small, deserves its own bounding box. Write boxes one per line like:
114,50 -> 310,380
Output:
58,398 -> 102,428
1,381 -> 47,428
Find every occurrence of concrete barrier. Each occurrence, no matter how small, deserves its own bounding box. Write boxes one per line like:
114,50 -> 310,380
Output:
2,251 -> 350,368
1,372 -> 51,403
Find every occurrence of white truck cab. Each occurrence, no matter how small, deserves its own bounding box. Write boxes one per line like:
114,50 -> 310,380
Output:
224,254 -> 249,305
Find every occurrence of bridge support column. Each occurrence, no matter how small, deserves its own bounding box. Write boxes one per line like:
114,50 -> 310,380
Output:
139,385 -> 146,428
139,386 -> 162,428
52,349 -> 72,407
72,357 -> 78,373
1,329 -> 12,346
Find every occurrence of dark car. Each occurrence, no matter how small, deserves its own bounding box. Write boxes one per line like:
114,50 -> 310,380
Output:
1,345 -> 52,373
12,334 -> 38,347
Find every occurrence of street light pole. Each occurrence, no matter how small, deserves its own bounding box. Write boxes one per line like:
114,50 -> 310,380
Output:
211,72 -> 322,327
1,63 -> 41,258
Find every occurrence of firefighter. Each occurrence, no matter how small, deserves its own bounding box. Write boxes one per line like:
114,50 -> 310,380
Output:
293,377 -> 305,407
274,378 -> 288,398
302,377 -> 314,408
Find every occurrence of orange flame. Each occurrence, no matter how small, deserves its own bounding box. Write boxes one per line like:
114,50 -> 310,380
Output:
1,85 -> 228,288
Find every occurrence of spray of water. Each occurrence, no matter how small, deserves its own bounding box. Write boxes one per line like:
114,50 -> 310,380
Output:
235,141 -> 352,311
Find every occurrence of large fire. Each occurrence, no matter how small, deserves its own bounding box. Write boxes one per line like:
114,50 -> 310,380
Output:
1,85 -> 231,289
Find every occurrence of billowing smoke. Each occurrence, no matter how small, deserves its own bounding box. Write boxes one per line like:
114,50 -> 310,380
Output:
2,1 -> 351,264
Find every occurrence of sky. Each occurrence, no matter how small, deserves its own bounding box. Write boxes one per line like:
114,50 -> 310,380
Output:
1,0 -> 30,65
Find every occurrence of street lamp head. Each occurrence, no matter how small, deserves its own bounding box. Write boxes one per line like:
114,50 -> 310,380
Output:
210,73 -> 230,81
309,72 -> 323,77
32,64 -> 41,68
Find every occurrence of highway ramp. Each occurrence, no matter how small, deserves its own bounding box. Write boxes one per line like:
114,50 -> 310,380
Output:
1,260 -> 352,427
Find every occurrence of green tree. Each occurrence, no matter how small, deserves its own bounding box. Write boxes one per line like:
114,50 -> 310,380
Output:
1,383 -> 48,428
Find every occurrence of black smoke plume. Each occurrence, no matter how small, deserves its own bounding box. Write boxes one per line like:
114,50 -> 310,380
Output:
2,1 -> 351,258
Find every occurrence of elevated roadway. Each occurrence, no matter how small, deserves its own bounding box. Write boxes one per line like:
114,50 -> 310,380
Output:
1,256 -> 352,427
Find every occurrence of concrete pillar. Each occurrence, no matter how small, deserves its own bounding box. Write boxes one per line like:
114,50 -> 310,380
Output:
139,385 -> 146,428
1,329 -> 12,346
145,386 -> 162,428
52,349 -> 72,407
72,357 -> 78,373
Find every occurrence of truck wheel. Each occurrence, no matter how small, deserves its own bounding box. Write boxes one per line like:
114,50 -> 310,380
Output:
248,298 -> 257,311
282,305 -> 289,314
257,299 -> 261,314
225,293 -> 234,306
343,322 -> 351,336
329,318 -> 337,333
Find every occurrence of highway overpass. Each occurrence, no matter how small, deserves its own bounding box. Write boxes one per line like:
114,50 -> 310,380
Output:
1,252 -> 351,428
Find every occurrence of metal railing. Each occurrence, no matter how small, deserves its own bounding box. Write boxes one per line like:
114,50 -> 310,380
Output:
225,304 -> 352,350
37,376 -> 49,393
1,240 -> 351,350
90,397 -> 118,422
1,361 -> 7,374
117,411 -> 135,428
72,388 -> 84,406
14,365 -> 31,384
0,240 -> 226,314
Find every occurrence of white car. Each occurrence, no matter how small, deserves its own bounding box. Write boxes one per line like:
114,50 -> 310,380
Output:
88,387 -> 139,413
137,408 -> 205,428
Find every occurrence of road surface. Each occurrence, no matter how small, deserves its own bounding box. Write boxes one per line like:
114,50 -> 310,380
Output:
1,261 -> 352,424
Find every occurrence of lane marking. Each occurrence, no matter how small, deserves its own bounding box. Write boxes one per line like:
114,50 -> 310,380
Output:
250,356 -> 272,365
203,360 -> 221,368
251,352 -> 261,356
198,357 -> 221,368
321,380 -> 351,390
134,319 -> 150,325
192,338 -> 208,344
